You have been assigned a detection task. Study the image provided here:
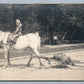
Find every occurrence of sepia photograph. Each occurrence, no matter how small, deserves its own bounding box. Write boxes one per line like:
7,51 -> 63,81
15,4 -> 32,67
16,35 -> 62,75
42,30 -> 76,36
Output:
0,4 -> 84,81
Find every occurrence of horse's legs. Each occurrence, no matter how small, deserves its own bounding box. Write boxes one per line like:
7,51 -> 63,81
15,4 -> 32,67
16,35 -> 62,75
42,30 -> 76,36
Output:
33,49 -> 43,66
26,48 -> 43,66
3,45 -> 10,67
27,55 -> 33,66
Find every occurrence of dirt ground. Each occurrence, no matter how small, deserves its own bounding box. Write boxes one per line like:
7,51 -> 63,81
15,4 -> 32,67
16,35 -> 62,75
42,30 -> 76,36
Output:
0,47 -> 84,81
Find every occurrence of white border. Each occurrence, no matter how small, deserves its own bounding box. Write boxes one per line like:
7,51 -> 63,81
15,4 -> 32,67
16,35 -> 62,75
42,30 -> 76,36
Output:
0,0 -> 84,4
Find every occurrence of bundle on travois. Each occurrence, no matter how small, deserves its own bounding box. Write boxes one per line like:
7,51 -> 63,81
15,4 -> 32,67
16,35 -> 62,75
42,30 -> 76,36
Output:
41,53 -> 74,66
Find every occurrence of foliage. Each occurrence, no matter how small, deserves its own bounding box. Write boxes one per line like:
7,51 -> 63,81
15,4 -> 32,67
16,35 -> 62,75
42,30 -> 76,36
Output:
0,4 -> 84,44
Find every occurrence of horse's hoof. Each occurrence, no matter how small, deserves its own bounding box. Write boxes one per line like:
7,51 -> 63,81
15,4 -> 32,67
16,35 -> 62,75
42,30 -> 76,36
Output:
40,63 -> 44,66
3,65 -> 10,68
3,65 -> 6,68
38,65 -> 44,69
48,61 -> 51,65
26,64 -> 31,67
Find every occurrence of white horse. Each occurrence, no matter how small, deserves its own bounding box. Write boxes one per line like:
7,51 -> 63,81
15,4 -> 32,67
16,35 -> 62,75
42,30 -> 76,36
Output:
0,31 -> 43,67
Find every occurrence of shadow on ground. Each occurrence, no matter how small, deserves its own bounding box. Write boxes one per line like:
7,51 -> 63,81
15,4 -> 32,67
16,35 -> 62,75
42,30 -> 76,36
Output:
0,59 -> 84,70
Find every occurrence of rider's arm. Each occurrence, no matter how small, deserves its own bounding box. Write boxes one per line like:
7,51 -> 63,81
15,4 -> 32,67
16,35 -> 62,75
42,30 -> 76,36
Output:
13,23 -> 22,34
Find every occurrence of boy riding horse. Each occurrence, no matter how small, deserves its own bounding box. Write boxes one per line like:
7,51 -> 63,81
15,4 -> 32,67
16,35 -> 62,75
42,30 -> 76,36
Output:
13,19 -> 22,36
8,19 -> 22,45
